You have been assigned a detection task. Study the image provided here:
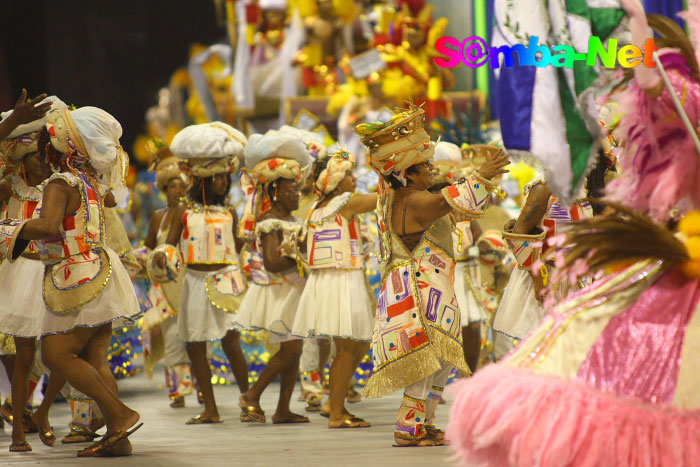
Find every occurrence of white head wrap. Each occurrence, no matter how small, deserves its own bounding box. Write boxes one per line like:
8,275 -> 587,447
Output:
433,141 -> 462,163
244,131 -> 312,172
46,106 -> 129,202
170,122 -> 247,177
259,0 -> 287,9
278,126 -> 328,161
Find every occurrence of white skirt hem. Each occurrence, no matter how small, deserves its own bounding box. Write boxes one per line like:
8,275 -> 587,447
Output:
41,248 -> 141,337
178,269 -> 237,343
291,269 -> 374,341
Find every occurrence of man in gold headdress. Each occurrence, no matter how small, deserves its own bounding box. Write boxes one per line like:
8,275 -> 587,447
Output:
355,105 -> 509,446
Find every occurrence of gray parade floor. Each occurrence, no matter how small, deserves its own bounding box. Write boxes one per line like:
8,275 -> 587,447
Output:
0,369 -> 456,466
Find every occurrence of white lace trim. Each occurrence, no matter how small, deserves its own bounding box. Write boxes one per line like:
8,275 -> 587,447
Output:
9,175 -> 41,202
309,192 -> 353,224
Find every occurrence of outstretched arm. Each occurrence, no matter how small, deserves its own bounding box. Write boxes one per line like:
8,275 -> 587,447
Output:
339,193 -> 377,219
621,0 -> 662,94
413,150 -> 510,225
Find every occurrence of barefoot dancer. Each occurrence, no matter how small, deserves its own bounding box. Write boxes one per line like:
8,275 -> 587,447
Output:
354,105 -> 509,446
0,96 -> 67,452
292,150 -> 376,428
234,131 -> 311,424
1,107 -> 142,457
156,122 -> 250,424
143,147 -> 193,408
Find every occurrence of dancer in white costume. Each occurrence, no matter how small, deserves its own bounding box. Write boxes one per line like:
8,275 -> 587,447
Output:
143,147 -> 193,408
1,106 -> 142,457
0,94 -> 67,452
156,122 -> 250,424
492,177 -> 592,359
234,131 -> 311,424
292,149 -> 376,428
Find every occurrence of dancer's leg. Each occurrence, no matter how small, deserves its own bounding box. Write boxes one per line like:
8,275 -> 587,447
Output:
10,337 -> 35,448
242,339 -> 300,405
461,322 -> 481,373
328,338 -> 357,422
32,372 -> 65,443
221,330 -> 249,393
80,324 -> 118,397
41,324 -> 139,435
185,341 -> 219,421
272,339 -> 306,422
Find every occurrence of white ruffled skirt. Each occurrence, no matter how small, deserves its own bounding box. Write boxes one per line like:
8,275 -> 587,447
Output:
292,269 -> 374,341
234,281 -> 303,343
41,248 -> 141,337
454,263 -> 488,325
0,256 -> 46,338
492,267 -> 545,340
178,269 -> 236,342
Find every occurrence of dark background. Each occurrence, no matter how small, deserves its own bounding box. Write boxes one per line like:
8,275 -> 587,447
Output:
0,0 -> 227,162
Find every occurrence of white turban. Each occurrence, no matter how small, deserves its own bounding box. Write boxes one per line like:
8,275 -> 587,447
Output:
433,141 -> 462,163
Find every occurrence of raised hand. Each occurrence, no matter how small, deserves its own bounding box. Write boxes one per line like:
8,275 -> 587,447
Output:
477,149 -> 510,180
8,89 -> 53,125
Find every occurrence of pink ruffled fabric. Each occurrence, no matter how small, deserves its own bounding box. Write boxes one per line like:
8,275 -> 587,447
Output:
577,269 -> 700,404
447,365 -> 700,467
606,51 -> 700,221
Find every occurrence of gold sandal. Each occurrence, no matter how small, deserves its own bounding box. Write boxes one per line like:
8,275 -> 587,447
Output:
39,426 -> 56,447
425,426 -> 446,446
328,416 -> 371,429
9,440 -> 32,452
185,415 -> 222,425
393,432 -> 438,447
62,427 -> 100,444
170,396 -> 185,409
0,401 -> 14,426
238,395 -> 265,424
272,414 -> 310,424
305,395 -> 322,412
346,388 -> 362,404
76,422 -> 143,458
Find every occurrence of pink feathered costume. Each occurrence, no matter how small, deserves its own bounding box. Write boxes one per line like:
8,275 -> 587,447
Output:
446,51 -> 700,467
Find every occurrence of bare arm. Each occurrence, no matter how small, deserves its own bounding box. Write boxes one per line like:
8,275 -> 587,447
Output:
412,149 -> 511,226
621,0 -> 662,95
513,183 -> 551,235
19,181 -> 76,240
261,229 -> 296,273
411,190 -> 455,226
164,204 -> 187,247
0,180 -> 12,205
144,209 -> 165,250
470,220 -> 483,243
230,208 -> 245,253
339,193 -> 377,219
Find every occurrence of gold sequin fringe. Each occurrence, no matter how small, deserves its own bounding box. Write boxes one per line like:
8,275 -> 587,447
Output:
363,326 -> 470,399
